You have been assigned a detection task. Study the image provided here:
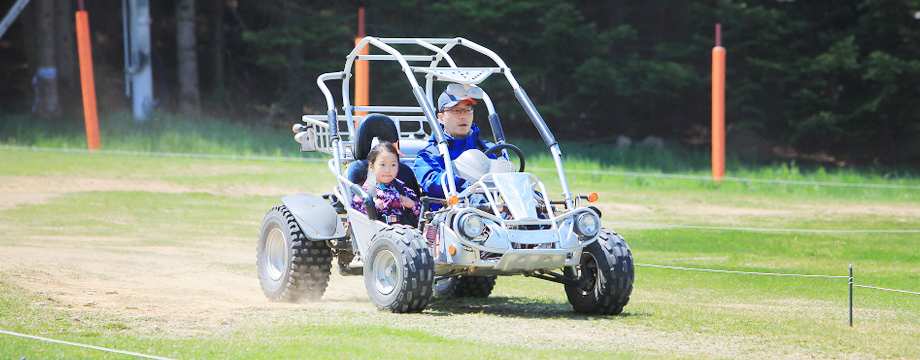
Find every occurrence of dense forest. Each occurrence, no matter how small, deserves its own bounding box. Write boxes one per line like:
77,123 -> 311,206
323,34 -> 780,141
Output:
2,0 -> 919,165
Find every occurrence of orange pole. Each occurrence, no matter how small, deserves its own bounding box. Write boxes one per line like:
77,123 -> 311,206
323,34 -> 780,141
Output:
354,37 -> 369,119
712,24 -> 725,183
76,10 -> 100,151
353,6 -> 368,122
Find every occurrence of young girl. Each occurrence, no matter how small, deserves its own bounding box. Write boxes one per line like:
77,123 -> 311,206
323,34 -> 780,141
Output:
351,141 -> 420,225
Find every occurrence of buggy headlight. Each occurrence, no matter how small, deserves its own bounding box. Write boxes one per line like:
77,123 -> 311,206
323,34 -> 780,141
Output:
458,213 -> 485,239
574,212 -> 600,238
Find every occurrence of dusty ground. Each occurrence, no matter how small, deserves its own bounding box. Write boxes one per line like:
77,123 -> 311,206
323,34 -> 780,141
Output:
2,170 -> 918,359
0,174 -> 374,329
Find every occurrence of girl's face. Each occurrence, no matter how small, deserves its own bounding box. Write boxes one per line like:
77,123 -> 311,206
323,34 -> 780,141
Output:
371,151 -> 399,184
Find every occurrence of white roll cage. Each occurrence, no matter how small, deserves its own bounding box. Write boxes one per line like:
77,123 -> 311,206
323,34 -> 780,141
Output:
296,37 -> 576,210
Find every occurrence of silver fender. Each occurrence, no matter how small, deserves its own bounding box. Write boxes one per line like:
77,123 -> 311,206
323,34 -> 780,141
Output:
281,193 -> 347,241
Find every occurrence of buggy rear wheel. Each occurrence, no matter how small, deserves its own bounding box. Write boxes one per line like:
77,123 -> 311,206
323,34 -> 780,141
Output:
336,250 -> 363,276
364,225 -> 434,313
257,205 -> 332,302
564,230 -> 633,315
433,275 -> 497,298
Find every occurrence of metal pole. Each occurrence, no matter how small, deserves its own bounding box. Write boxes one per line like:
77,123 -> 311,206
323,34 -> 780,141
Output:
849,264 -> 854,327
0,0 -> 32,40
126,0 -> 153,121
122,0 -> 131,97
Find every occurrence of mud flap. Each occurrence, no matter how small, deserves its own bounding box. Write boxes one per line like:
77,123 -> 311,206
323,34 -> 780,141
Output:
281,193 -> 347,240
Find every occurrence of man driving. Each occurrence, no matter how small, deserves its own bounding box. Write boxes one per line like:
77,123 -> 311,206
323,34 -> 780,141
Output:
413,87 -> 499,205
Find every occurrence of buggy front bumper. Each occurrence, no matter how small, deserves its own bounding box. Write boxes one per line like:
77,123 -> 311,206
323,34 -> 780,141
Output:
434,227 -> 597,275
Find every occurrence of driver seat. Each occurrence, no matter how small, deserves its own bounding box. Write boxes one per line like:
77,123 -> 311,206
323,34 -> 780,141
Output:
345,114 -> 421,195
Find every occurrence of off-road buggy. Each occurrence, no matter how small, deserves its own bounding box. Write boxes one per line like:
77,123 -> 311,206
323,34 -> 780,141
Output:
257,37 -> 634,314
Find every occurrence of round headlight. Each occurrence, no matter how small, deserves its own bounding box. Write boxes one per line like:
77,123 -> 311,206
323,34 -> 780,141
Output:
458,214 -> 485,239
574,212 -> 600,238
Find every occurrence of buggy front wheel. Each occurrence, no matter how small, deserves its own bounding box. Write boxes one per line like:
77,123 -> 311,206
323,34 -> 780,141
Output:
563,229 -> 633,315
364,225 -> 434,313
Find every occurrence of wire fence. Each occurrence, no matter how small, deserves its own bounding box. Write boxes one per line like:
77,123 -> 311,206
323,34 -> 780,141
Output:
612,222 -> 920,234
0,329 -> 176,359
3,145 -> 920,191
534,167 -> 920,191
635,263 -> 848,278
636,263 -> 920,326
853,284 -> 920,296
0,144 -> 324,163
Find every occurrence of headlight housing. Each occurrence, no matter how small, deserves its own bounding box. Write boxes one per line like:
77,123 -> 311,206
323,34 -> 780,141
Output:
574,212 -> 600,238
458,213 -> 486,239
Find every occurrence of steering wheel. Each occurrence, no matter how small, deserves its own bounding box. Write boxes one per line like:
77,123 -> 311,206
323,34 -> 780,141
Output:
484,143 -> 526,172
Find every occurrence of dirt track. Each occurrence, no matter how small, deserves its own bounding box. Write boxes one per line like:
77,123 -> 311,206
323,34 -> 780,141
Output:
0,172 -> 749,358
0,174 -> 378,333
2,168 -> 918,358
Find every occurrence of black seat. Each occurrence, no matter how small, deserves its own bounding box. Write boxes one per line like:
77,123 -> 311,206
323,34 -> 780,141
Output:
345,160 -> 421,195
345,114 -> 421,195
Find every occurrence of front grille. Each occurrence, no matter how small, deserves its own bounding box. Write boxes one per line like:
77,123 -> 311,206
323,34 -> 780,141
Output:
511,242 -> 555,250
506,224 -> 552,230
481,251 -> 502,260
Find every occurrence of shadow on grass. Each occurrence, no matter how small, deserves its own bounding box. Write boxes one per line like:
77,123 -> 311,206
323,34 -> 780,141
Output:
426,295 -> 650,320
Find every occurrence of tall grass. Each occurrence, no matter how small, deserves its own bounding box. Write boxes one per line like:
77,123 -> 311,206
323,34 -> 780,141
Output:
519,138 -> 918,185
510,139 -> 920,201
2,112 -> 918,188
0,111 -> 317,159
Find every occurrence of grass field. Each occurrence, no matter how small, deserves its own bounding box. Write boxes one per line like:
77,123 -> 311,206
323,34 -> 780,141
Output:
1,113 -> 919,359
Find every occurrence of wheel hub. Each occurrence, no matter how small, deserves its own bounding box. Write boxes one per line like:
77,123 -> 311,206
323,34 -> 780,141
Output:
373,249 -> 398,295
577,253 -> 599,295
265,228 -> 287,281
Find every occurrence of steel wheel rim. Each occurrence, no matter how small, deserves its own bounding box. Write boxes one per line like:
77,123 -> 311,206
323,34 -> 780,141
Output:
578,253 -> 599,295
373,249 -> 398,295
434,277 -> 453,290
266,228 -> 287,281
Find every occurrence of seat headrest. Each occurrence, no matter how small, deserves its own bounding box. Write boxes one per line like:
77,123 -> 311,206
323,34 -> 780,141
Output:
355,114 -> 399,161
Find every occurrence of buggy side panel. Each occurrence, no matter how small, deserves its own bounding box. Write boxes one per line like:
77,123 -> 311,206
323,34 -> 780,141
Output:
346,207 -> 387,258
281,193 -> 347,240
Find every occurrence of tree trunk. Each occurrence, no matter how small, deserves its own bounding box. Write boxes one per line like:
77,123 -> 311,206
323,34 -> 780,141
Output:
21,0 -> 36,82
176,0 -> 200,116
213,0 -> 226,85
34,0 -> 59,116
54,0 -> 76,93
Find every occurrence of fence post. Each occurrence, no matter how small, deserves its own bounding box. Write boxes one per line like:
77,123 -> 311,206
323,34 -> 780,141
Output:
712,23 -> 726,183
76,1 -> 100,151
849,264 -> 854,327
354,7 -> 368,120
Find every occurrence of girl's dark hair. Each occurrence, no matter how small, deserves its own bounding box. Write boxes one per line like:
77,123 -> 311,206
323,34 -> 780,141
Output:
367,141 -> 399,164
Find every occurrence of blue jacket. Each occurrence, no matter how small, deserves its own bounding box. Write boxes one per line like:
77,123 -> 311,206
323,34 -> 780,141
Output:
413,124 -> 496,201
